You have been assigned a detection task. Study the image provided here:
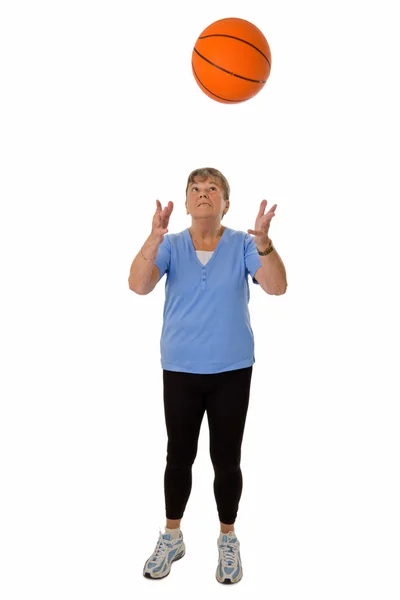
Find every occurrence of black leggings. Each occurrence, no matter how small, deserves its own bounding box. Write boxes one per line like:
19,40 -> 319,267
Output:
163,366 -> 253,525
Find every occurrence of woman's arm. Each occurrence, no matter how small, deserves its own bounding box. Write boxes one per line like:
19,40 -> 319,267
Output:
256,238 -> 288,295
128,235 -> 160,294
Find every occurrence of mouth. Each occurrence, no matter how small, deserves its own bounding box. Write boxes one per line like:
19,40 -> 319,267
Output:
198,203 -> 211,207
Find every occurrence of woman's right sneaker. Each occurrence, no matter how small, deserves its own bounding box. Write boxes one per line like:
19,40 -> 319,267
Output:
143,529 -> 186,579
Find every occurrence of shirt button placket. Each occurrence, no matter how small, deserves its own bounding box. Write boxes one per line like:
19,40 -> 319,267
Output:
201,268 -> 206,289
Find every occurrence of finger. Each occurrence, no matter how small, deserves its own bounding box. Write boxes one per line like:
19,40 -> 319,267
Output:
264,215 -> 275,224
257,199 -> 267,218
262,213 -> 275,224
162,202 -> 171,215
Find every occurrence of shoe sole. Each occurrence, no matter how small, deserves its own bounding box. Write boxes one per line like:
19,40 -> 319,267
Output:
143,546 -> 186,580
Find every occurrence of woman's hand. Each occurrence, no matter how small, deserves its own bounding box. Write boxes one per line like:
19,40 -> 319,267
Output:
150,200 -> 174,245
247,200 -> 277,248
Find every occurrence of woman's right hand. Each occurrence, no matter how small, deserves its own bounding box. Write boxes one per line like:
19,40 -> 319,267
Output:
150,200 -> 174,245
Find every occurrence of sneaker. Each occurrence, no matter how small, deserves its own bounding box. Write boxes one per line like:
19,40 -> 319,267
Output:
216,531 -> 243,584
143,529 -> 186,579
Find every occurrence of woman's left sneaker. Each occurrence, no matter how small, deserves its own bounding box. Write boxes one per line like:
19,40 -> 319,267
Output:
215,531 -> 243,584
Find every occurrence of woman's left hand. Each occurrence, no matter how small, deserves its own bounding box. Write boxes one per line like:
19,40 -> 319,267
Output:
247,200 -> 277,247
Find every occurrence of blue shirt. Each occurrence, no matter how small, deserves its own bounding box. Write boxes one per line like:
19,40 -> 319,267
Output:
154,226 -> 262,374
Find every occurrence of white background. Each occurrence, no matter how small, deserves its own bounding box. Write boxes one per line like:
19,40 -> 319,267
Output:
1,0 -> 399,598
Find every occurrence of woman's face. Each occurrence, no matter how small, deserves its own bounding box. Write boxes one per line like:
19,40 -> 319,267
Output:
186,176 -> 228,221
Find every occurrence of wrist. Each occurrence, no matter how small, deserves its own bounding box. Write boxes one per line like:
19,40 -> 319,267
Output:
141,237 -> 159,261
256,238 -> 272,253
144,236 -> 160,251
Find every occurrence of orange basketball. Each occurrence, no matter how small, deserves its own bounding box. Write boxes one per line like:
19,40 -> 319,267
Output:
192,17 -> 272,104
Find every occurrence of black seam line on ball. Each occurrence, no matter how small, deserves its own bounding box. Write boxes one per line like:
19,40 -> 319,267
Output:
193,48 -> 266,84
192,62 -> 241,103
198,34 -> 271,67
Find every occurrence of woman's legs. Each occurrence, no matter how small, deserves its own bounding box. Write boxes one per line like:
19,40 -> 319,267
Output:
162,366 -> 253,531
206,366 -> 253,530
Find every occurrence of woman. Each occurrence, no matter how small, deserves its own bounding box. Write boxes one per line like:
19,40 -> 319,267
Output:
128,167 -> 287,584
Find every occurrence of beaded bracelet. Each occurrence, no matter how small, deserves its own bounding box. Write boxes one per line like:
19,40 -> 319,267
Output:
140,248 -> 157,261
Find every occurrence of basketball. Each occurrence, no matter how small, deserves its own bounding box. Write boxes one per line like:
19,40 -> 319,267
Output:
192,17 -> 272,104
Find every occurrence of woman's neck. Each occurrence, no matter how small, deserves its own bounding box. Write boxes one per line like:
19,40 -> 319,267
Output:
189,223 -> 225,242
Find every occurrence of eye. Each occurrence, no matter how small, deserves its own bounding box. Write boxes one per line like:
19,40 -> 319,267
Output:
192,186 -> 198,191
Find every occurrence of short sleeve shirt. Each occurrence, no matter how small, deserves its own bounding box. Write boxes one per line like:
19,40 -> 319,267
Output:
154,226 -> 262,374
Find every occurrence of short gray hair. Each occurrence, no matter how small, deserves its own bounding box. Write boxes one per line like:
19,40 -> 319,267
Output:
185,167 -> 230,200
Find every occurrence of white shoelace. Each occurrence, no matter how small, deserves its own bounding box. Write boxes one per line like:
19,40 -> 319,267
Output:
151,531 -> 176,562
220,539 -> 239,566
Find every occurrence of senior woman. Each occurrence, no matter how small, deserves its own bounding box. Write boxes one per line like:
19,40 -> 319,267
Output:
128,167 -> 287,584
